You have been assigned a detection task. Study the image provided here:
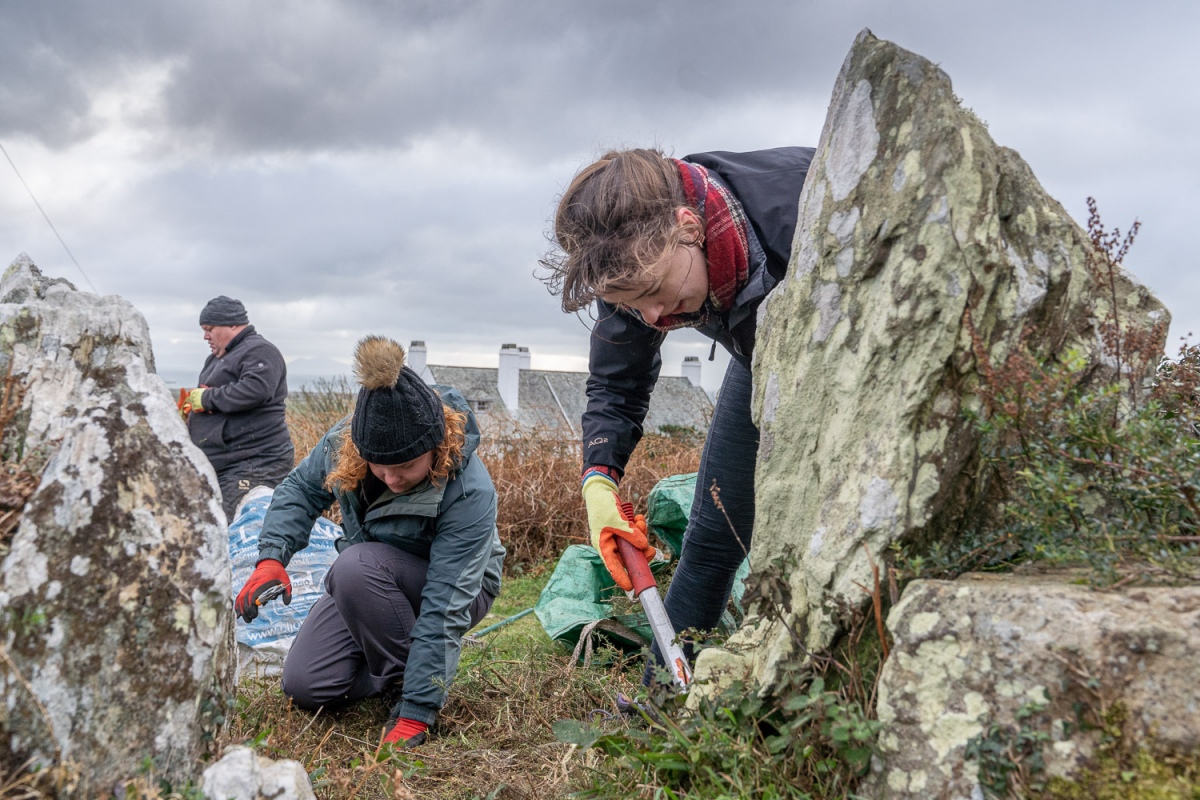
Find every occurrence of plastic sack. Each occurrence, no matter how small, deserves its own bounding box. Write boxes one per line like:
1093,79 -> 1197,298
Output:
533,544 -> 653,650
645,472 -> 697,559
228,486 -> 341,675
534,473 -> 750,654
646,472 -> 750,626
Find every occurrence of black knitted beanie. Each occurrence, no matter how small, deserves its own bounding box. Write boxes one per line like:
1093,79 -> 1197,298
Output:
350,336 -> 445,464
199,296 -> 249,326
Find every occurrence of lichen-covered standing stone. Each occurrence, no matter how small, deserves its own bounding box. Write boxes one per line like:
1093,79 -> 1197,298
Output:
694,30 -> 1167,690
0,255 -> 234,794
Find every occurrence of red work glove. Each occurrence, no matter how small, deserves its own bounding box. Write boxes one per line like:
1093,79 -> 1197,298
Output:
382,717 -> 428,748
581,470 -> 657,592
234,559 -> 292,623
177,385 -> 209,419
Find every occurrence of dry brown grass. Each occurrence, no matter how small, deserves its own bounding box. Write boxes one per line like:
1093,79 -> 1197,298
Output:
285,377 -> 357,466
0,760 -> 81,800
479,421 -> 702,566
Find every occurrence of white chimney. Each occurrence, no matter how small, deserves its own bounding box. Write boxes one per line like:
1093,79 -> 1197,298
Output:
519,346 -> 531,370
498,343 -> 521,414
682,355 -> 702,387
408,340 -> 433,383
409,340 -> 427,373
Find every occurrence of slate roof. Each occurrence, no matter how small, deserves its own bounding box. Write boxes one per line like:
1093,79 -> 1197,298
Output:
426,364 -> 711,437
424,365 -> 505,416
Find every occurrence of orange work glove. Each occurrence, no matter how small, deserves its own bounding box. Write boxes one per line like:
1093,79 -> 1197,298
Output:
581,470 -> 657,592
234,559 -> 292,623
177,388 -> 193,420
185,387 -> 207,413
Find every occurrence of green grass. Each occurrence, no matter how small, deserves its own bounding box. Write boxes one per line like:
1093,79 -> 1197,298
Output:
458,564 -> 557,665
215,554 -> 889,800
493,571 -> 544,612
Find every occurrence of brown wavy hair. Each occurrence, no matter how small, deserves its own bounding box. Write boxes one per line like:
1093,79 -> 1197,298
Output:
539,147 -> 704,313
324,404 -> 469,494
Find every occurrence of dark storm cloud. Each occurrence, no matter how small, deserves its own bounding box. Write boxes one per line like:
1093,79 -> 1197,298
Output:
2,0 -> 1197,389
0,5 -> 181,147
154,0 -> 826,157
5,0 -> 1195,155
8,1 -> 1190,164
4,1 -> 830,157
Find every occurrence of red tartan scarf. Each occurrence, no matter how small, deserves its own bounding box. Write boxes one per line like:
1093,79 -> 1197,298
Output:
648,159 -> 751,331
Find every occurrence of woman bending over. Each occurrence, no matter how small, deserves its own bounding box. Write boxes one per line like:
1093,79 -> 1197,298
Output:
543,145 -> 813,672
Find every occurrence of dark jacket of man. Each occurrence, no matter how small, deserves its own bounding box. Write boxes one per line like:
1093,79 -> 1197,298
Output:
190,325 -> 294,473
581,146 -> 815,475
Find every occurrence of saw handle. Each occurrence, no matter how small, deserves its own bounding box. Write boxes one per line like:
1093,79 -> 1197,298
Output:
617,537 -> 656,595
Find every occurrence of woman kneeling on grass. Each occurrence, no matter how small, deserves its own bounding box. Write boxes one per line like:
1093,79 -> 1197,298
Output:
234,335 -> 505,747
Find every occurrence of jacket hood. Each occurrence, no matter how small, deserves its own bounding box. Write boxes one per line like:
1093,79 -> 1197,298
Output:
436,385 -> 480,465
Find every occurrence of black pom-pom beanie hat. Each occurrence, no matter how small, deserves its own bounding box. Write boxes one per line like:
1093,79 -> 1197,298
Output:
350,335 -> 445,464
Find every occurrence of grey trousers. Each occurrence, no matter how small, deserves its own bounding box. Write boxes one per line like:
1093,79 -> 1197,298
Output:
217,458 -> 293,523
281,541 -> 494,711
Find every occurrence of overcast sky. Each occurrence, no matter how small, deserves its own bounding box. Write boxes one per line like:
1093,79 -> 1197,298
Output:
2,1 -> 1196,394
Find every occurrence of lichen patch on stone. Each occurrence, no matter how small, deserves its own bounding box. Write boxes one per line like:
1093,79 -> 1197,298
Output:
859,476 -> 898,532
908,611 -> 941,637
827,80 -> 880,202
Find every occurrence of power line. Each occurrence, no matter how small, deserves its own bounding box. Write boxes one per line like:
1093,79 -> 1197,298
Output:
0,140 -> 97,293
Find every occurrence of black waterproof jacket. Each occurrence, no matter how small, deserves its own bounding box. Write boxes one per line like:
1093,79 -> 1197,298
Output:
582,146 -> 814,475
190,325 -> 294,473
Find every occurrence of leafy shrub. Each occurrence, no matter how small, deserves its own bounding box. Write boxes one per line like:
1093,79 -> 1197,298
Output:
901,201 -> 1199,586
965,700 -> 1052,799
559,673 -> 879,800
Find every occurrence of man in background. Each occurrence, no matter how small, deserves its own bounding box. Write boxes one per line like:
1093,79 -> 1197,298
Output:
183,295 -> 295,522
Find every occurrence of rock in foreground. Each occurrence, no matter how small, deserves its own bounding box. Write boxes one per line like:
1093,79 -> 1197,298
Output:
0,255 -> 235,793
201,746 -> 316,800
863,575 -> 1200,798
